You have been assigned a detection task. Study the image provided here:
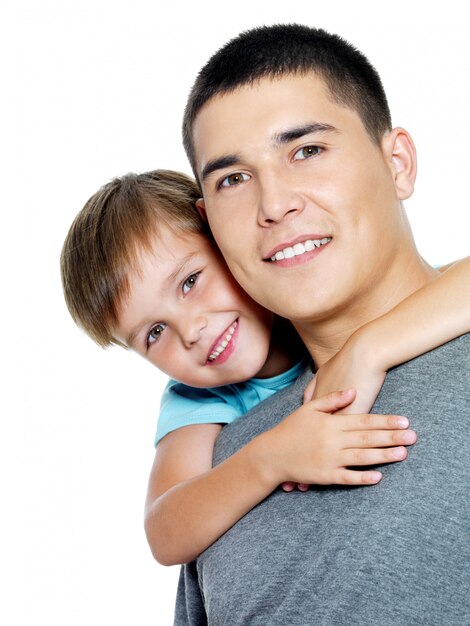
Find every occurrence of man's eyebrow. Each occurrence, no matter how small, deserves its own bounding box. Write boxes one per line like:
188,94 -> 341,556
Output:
273,123 -> 338,145
200,155 -> 241,183
200,123 -> 337,182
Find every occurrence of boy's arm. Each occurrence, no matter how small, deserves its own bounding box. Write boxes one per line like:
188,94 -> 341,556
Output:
145,422 -> 275,566
312,257 -> 470,412
145,390 -> 414,566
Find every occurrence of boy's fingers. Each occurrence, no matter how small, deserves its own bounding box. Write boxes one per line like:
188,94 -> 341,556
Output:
341,413 -> 409,431
308,388 -> 356,413
281,481 -> 296,492
342,446 -> 408,467
336,469 -> 383,486
344,429 -> 417,449
282,482 -> 310,492
302,376 -> 317,404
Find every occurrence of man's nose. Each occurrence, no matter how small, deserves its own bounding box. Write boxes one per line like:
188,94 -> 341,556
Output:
257,170 -> 306,226
180,315 -> 207,349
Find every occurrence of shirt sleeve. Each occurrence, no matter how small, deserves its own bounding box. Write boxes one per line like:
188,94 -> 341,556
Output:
154,380 -> 242,446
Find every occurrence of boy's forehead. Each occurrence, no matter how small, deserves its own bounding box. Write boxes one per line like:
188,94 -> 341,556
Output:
132,227 -> 209,270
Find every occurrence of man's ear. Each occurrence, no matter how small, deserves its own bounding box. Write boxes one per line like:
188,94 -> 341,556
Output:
196,198 -> 208,222
382,127 -> 417,200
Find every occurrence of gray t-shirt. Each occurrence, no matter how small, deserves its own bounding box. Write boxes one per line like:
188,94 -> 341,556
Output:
175,335 -> 470,625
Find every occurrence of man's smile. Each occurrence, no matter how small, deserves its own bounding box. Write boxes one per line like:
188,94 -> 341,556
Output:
265,236 -> 332,262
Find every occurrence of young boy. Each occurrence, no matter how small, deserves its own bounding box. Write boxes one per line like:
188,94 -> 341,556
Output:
61,169 -> 470,566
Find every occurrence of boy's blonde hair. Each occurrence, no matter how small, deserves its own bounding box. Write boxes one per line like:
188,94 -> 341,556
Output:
61,169 -> 208,348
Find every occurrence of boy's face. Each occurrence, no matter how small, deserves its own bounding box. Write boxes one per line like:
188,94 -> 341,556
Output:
113,229 -> 274,388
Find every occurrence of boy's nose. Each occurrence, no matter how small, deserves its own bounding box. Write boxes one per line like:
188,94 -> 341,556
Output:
181,316 -> 207,348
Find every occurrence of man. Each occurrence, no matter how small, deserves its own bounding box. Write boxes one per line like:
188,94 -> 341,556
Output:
175,25 -> 470,624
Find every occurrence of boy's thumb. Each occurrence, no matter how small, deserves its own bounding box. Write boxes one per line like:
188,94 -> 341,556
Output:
308,388 -> 356,413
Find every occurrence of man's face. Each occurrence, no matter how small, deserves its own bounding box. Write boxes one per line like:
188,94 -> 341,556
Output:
192,73 -> 408,324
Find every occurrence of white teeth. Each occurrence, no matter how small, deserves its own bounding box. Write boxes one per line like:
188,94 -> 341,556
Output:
208,321 -> 238,362
284,247 -> 295,259
269,237 -> 331,262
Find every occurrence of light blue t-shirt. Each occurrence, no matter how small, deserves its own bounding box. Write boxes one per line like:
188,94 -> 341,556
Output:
154,360 -> 306,446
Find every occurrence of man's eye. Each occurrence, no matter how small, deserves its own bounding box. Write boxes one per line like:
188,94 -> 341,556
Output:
182,272 -> 200,295
147,323 -> 166,347
219,172 -> 250,188
293,145 -> 321,161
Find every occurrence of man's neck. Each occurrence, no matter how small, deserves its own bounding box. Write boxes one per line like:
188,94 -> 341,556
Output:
255,317 -> 307,379
296,253 -> 438,368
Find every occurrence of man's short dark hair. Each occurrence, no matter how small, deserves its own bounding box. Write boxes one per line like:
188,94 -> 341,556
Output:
183,24 -> 392,175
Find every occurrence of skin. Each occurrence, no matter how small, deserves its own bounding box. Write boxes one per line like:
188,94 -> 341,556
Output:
113,228 -> 293,386
310,257 -> 470,410
193,72 -> 437,366
142,249 -> 470,565
121,224 -> 416,566
140,73 -> 470,565
145,389 -> 413,565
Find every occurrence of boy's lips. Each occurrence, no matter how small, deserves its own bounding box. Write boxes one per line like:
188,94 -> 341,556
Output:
206,320 -> 239,365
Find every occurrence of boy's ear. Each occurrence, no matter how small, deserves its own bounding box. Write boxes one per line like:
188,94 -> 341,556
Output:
196,198 -> 208,222
382,127 -> 417,200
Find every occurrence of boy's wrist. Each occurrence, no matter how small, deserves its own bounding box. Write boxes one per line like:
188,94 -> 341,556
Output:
348,321 -> 390,373
245,427 -> 287,490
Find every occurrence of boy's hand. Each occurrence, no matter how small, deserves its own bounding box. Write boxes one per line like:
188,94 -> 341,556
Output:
269,389 -> 415,489
304,340 -> 386,414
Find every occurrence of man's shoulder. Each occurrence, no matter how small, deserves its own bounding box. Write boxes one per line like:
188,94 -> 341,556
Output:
374,332 -> 470,415
213,363 -> 313,463
387,332 -> 469,381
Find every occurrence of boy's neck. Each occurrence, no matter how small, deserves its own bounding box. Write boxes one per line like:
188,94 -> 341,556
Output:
254,317 -> 307,378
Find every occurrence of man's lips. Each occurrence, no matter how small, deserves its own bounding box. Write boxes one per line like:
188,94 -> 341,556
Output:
263,235 -> 332,262
206,320 -> 239,365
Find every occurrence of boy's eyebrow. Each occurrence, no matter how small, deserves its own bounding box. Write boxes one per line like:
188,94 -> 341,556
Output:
125,250 -> 199,349
165,250 -> 199,286
200,122 -> 337,182
126,328 -> 141,350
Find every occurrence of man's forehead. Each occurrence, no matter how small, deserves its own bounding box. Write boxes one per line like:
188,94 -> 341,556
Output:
193,71 -> 330,129
192,72 -> 355,177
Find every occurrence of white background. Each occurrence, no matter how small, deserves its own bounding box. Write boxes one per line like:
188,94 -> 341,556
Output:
5,1 -> 469,624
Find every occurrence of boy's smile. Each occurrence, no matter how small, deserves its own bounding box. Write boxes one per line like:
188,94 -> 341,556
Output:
113,228 -> 275,388
207,319 -> 238,363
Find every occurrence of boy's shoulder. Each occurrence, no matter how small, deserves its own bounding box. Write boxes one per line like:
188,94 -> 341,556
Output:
213,362 -> 313,464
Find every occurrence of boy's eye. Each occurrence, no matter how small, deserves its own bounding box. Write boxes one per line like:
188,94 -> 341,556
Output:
219,172 -> 250,188
293,145 -> 321,161
147,323 -> 167,347
182,272 -> 200,295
